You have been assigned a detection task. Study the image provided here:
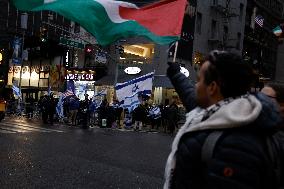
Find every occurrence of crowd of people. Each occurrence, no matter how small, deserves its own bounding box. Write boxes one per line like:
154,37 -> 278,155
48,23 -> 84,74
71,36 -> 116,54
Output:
5,91 -> 185,133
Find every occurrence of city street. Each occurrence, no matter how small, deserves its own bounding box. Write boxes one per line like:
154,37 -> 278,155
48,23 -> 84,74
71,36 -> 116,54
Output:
0,117 -> 173,189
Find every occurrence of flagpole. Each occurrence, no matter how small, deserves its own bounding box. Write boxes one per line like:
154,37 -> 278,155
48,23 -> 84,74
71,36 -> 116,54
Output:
18,31 -> 25,97
173,41 -> 179,63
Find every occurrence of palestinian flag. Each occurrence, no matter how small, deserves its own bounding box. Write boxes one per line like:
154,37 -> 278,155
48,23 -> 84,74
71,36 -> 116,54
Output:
13,0 -> 187,46
273,25 -> 282,37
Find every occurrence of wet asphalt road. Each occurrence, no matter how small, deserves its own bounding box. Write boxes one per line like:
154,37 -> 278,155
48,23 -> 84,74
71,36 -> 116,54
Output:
0,118 -> 173,189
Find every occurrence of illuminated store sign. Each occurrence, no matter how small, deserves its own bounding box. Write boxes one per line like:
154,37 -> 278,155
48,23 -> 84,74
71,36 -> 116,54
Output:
65,51 -> 69,67
124,67 -> 141,75
65,73 -> 94,81
0,52 -> 2,64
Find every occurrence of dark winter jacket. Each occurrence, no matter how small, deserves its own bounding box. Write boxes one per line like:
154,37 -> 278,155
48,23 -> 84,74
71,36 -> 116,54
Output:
132,104 -> 147,122
168,72 -> 196,112
165,72 -> 283,189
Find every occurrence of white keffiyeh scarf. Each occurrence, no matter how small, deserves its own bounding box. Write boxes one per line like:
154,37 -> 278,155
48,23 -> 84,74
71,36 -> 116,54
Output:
164,94 -> 262,189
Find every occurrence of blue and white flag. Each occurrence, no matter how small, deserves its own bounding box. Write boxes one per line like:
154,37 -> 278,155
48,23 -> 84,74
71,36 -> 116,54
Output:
67,80 -> 76,94
12,37 -> 22,65
123,92 -> 141,112
56,94 -> 64,118
94,89 -> 107,97
115,72 -> 154,112
78,83 -> 87,96
12,84 -> 22,99
47,86 -> 51,96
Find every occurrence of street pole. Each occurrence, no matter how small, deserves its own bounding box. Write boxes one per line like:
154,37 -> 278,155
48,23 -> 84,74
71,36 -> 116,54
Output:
18,31 -> 25,93
18,12 -> 28,99
173,41 -> 179,63
114,62 -> 118,86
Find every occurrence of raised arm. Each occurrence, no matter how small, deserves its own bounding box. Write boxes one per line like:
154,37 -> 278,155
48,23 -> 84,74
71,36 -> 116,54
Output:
167,62 -> 197,112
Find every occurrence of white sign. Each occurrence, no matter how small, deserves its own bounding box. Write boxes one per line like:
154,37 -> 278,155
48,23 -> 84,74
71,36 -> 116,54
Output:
65,51 -> 69,67
180,66 -> 189,77
124,67 -> 141,75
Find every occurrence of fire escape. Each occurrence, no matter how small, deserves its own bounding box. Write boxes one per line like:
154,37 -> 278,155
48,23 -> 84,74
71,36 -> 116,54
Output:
208,0 -> 238,50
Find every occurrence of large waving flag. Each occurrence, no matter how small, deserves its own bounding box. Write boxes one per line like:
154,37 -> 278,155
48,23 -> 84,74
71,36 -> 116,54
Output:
56,93 -> 64,118
115,72 -> 154,112
12,84 -> 22,99
12,0 -> 187,46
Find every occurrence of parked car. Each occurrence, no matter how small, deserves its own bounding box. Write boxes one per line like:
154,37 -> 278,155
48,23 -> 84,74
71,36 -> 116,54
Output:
0,99 -> 6,122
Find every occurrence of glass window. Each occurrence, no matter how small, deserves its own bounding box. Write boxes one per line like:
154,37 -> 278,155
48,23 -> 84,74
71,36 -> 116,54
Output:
239,3 -> 244,21
237,32 -> 241,50
223,26 -> 228,41
211,20 -> 217,39
120,44 -> 154,64
196,12 -> 202,35
212,0 -> 218,5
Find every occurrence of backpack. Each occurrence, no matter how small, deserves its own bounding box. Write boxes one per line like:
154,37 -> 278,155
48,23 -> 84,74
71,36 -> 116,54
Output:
202,130 -> 284,188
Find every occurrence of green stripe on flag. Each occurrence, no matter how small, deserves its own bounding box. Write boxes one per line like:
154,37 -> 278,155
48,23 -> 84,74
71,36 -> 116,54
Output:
13,0 -> 179,45
13,0 -> 44,11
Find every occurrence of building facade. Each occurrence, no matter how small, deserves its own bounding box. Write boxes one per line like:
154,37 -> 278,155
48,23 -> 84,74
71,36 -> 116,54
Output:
0,0 -> 72,100
243,0 -> 284,82
0,0 -> 107,101
192,0 -> 247,71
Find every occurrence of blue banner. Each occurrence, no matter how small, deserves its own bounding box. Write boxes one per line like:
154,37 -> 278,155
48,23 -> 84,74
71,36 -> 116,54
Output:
67,80 -> 75,94
12,37 -> 22,65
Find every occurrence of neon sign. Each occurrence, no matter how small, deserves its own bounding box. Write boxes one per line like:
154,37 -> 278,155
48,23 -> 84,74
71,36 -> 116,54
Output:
65,73 -> 94,81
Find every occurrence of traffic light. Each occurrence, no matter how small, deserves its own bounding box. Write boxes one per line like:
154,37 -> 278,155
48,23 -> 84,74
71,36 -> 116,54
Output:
85,44 -> 94,59
40,27 -> 48,42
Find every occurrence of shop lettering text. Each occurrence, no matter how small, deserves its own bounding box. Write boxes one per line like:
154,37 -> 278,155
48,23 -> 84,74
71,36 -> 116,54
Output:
65,73 -> 94,81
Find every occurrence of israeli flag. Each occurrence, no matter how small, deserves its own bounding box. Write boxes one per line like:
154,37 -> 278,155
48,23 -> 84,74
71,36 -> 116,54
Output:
94,89 -> 107,97
47,86 -> 51,96
115,72 -> 154,112
78,84 -> 87,96
123,92 -> 141,112
56,94 -> 64,118
12,84 -> 22,99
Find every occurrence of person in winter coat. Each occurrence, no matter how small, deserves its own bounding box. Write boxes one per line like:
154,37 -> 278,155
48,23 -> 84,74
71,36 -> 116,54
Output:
165,100 -> 179,135
98,99 -> 109,127
47,93 -> 57,125
132,104 -> 147,131
164,50 -> 282,189
68,96 -> 80,126
261,82 -> 284,118
39,95 -> 49,124
148,103 -> 162,131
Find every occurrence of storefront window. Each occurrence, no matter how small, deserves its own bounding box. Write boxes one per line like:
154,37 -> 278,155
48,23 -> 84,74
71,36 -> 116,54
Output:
7,65 -> 50,87
119,44 -> 154,65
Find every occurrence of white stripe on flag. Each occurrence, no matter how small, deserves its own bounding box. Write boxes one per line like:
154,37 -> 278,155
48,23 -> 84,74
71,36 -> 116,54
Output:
123,92 -> 140,112
115,72 -> 154,102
